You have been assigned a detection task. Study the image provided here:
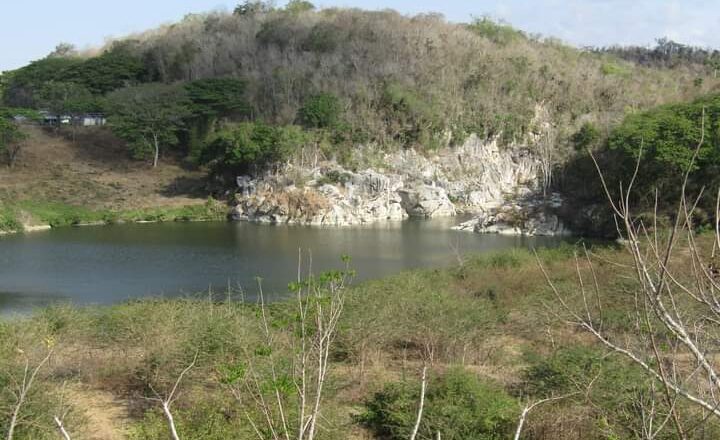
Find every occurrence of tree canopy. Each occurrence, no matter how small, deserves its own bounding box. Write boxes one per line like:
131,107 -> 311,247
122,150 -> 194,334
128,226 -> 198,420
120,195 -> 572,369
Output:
105,83 -> 191,167
202,122 -> 308,177
0,117 -> 27,167
185,77 -> 249,119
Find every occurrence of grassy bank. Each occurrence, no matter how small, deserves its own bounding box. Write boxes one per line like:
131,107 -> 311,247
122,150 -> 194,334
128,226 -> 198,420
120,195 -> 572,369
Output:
0,197 -> 228,233
3,242 -> 719,439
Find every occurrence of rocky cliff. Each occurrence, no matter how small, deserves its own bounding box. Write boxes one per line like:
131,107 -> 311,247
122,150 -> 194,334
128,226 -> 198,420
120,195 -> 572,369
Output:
231,129 -> 569,236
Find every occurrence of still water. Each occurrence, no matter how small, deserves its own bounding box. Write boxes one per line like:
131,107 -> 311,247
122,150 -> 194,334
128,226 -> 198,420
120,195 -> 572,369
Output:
0,218 -> 571,315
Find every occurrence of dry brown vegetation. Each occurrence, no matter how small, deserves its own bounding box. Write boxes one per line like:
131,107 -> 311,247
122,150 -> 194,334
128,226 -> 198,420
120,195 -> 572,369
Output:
4,236 -> 720,439
0,126 -> 206,211
118,7 -> 720,152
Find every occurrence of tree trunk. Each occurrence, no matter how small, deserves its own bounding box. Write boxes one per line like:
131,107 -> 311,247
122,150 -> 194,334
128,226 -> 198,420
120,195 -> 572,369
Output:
162,402 -> 180,440
409,366 -> 428,440
7,145 -> 21,169
152,133 -> 160,168
54,417 -> 72,440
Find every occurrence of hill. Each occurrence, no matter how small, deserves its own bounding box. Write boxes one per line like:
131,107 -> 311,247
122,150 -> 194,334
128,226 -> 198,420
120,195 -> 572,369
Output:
2,2 -> 720,234
3,3 -> 719,155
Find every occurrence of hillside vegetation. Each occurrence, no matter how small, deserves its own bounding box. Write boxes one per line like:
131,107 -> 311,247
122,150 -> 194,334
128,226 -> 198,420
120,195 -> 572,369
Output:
2,1 -> 720,179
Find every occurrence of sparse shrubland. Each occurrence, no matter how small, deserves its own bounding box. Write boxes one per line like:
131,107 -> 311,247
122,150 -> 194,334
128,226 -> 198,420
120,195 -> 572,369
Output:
3,236 -> 720,439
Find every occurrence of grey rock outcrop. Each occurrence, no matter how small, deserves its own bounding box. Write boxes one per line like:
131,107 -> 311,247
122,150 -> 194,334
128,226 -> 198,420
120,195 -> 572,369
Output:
453,192 -> 569,236
230,105 -> 571,234
399,185 -> 456,218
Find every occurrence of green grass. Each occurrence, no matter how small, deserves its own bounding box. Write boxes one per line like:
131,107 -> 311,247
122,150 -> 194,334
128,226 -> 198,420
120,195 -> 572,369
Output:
0,197 -> 228,232
3,242 -> 718,439
0,205 -> 22,232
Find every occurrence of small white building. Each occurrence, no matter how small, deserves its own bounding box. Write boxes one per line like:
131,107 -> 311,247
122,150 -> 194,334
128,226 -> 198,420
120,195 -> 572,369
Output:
75,113 -> 106,127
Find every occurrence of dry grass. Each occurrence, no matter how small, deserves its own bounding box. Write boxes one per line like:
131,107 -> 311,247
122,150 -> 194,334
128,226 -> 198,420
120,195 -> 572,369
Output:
0,126 -> 208,211
5,240 -> 720,438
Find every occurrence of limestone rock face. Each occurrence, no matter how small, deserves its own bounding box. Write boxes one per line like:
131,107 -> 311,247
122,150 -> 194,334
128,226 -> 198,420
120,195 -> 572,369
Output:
399,185 -> 456,218
453,192 -> 569,237
230,105 -> 570,234
231,169 -> 408,226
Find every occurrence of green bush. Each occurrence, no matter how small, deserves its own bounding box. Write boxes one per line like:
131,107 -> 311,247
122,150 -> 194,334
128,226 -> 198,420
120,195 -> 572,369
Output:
202,122 -> 308,177
467,18 -> 525,45
360,368 -> 518,439
0,203 -> 21,232
298,92 -> 342,128
601,62 -> 631,77
571,122 -> 600,151
317,169 -> 352,186
522,346 -> 670,438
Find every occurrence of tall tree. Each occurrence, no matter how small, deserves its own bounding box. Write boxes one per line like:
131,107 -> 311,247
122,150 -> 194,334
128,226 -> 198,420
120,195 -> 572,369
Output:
0,118 -> 27,168
184,77 -> 249,161
106,83 -> 191,168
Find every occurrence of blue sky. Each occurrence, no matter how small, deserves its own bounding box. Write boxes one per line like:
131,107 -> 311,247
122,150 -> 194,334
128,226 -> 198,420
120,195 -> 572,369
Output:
2,0 -> 719,72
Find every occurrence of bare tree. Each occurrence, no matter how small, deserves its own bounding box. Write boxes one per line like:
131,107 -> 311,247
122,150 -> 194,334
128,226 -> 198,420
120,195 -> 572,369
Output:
53,382 -> 73,440
232,251 -> 352,440
532,105 -> 555,198
409,365 -> 428,440
513,393 -> 577,440
146,353 -> 198,440
537,111 -> 720,436
6,144 -> 22,169
6,346 -> 54,440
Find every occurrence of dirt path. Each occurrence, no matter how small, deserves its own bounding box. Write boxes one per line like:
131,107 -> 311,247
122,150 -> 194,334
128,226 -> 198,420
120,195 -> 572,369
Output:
67,386 -> 131,440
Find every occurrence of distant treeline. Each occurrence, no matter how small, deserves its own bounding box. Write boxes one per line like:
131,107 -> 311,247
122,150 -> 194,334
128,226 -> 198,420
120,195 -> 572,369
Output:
594,38 -> 720,72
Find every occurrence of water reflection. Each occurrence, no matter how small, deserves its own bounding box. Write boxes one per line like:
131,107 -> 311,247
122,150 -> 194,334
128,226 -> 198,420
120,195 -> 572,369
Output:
0,218 -> 571,315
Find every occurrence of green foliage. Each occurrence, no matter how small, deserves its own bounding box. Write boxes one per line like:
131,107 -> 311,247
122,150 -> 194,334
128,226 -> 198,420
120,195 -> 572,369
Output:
382,82 -> 442,148
604,94 -> 720,214
0,107 -> 40,120
360,368 -> 518,439
1,57 -> 84,107
523,347 -> 663,438
14,201 -> 105,227
60,41 -> 147,94
303,22 -> 342,52
2,42 -> 145,108
467,17 -> 525,45
233,0 -> 272,16
608,97 -> 716,172
0,202 -> 22,232
560,93 -> 720,235
316,169 -> 352,186
185,78 -> 249,118
36,81 -> 99,115
202,122 -> 308,176
298,92 -> 342,128
600,61 -> 631,77
0,116 -> 26,166
571,122 -> 601,151
106,83 -> 192,165
0,197 -> 225,231
184,77 -> 250,161
285,0 -> 315,14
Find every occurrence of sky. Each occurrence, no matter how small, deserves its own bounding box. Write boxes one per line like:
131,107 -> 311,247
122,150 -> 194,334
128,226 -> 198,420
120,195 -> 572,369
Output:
2,0 -> 720,72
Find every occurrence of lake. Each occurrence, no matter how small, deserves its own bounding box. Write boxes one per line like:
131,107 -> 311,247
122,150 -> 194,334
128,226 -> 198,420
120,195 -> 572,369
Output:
0,218 -> 572,315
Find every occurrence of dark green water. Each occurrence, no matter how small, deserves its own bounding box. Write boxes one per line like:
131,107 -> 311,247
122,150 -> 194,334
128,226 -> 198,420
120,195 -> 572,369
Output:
0,218 -> 571,315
